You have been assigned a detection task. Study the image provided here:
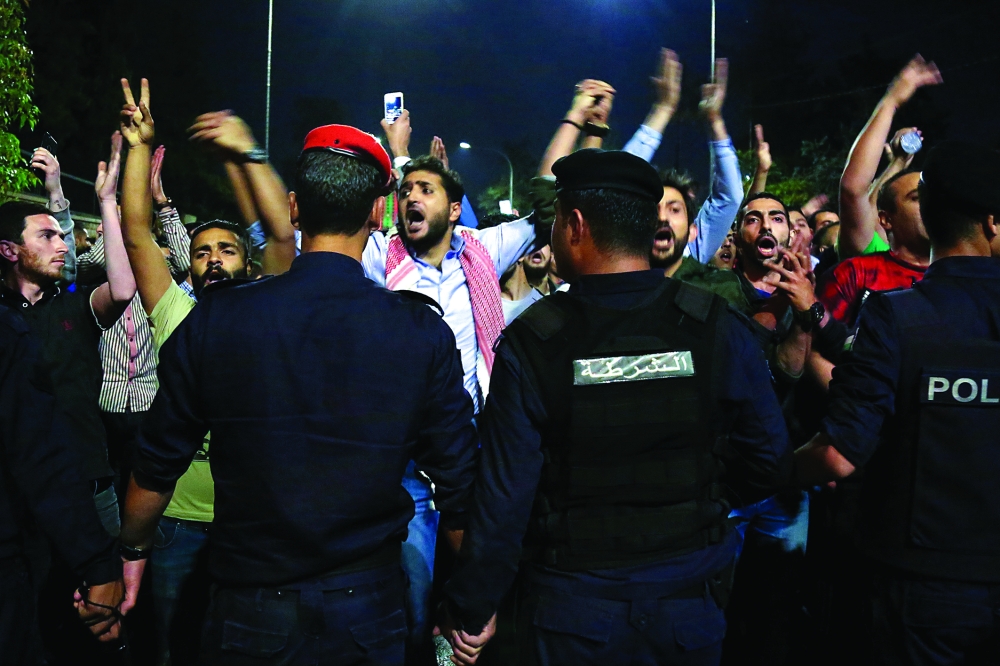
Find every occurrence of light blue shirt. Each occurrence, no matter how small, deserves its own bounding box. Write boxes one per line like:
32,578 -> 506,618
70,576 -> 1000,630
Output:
362,218 -> 536,411
502,288 -> 544,326
624,125 -> 744,264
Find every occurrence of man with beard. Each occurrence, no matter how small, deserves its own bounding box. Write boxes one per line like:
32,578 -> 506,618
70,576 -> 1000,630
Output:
711,231 -> 737,270
358,151 -> 540,659
650,171 -> 749,310
116,78 -> 279,664
0,194 -> 134,540
724,191 -> 844,663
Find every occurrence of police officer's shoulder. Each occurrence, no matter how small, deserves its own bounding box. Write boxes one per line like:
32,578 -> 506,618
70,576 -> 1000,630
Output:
673,280 -> 725,323
880,285 -> 940,330
197,277 -> 260,300
509,292 -> 571,341
389,289 -> 445,318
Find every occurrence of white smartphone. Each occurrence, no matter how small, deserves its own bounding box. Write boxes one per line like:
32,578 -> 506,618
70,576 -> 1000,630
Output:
384,92 -> 404,124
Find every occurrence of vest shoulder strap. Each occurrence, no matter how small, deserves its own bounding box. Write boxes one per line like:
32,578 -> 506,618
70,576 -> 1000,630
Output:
516,294 -> 569,341
674,282 -> 716,323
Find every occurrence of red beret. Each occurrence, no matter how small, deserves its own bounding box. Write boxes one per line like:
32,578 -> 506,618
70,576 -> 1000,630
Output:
301,124 -> 394,189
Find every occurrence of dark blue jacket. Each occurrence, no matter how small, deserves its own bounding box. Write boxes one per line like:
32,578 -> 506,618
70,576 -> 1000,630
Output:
133,252 -> 479,586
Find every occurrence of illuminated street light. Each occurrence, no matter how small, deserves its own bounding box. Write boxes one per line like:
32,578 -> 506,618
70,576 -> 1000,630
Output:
459,142 -> 514,205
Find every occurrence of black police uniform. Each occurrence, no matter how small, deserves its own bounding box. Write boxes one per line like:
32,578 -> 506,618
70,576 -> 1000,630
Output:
0,304 -> 120,661
823,256 -> 1000,663
444,150 -> 793,666
132,252 -> 479,665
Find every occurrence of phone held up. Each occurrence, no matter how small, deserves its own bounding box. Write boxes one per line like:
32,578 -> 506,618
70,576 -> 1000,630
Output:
32,132 -> 58,180
384,92 -> 404,124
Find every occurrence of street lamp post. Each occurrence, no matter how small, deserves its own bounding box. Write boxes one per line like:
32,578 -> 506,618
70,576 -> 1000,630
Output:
265,0 -> 274,157
459,142 -> 514,205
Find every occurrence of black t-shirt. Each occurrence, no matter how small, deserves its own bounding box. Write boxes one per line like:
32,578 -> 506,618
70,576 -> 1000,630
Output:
0,283 -> 110,480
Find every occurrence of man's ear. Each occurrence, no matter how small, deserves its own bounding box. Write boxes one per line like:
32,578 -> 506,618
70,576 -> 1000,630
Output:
288,191 -> 300,230
0,240 -> 19,264
567,208 -> 587,246
878,210 -> 892,233
367,196 -> 387,234
449,200 -> 463,224
984,214 -> 997,241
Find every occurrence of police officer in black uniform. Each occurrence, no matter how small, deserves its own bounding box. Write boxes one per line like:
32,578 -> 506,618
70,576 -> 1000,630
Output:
795,140 -> 1000,664
119,125 -> 479,665
439,149 -> 793,666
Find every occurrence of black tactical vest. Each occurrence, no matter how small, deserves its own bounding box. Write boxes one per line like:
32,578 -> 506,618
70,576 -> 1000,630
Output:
859,286 -> 1000,581
504,279 -> 730,571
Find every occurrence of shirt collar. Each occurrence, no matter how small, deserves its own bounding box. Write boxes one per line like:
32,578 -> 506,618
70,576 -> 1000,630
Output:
924,256 -> 1000,281
289,250 -> 366,277
0,280 -> 60,308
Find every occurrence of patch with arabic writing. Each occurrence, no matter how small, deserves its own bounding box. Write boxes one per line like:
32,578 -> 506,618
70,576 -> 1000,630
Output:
573,351 -> 695,386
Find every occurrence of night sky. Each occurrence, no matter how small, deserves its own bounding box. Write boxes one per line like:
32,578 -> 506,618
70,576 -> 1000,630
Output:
34,0 -> 1000,215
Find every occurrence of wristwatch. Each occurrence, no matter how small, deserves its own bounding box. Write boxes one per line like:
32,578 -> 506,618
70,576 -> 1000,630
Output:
242,147 -> 269,164
120,543 -> 151,561
153,197 -> 173,211
794,302 -> 826,333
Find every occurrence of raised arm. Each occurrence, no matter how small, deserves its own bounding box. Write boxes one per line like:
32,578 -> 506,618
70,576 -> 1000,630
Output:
838,55 -> 941,259
868,127 -> 919,207
579,90 -> 613,150
90,130 -> 136,327
31,147 -> 77,283
151,146 -> 191,274
748,124 -> 772,196
689,59 -> 743,263
537,80 -> 615,177
189,112 -> 295,275
623,48 -> 682,162
120,78 -> 173,315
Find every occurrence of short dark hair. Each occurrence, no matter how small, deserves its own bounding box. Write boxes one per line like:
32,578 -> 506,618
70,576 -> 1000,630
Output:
0,201 -> 50,247
919,179 -> 991,248
807,207 -> 837,231
401,155 -> 465,204
737,192 -> 789,227
478,212 -> 520,230
296,151 -> 386,236
788,207 -> 804,219
557,187 -> 659,257
877,169 -> 918,215
189,220 -> 252,264
660,168 -> 698,228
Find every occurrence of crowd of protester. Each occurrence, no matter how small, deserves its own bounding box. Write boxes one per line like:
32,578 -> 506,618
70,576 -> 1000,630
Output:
2,43 -> 999,666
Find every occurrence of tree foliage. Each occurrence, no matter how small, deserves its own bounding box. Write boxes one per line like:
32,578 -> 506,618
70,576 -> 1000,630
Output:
738,135 -> 848,208
0,0 -> 39,194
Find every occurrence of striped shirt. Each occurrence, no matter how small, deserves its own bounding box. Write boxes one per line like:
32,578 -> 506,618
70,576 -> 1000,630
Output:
99,295 -> 158,412
87,205 -> 191,413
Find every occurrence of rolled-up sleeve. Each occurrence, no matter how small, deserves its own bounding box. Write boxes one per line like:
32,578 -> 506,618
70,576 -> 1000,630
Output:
821,292 -> 900,468
689,139 -> 743,264
133,300 -> 210,491
445,338 -> 546,632
623,124 -> 663,163
477,217 -> 536,279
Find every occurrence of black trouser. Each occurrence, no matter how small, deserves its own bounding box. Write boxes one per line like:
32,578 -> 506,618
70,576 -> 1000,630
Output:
0,557 -> 42,666
200,563 -> 407,665
872,571 -> 1000,665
